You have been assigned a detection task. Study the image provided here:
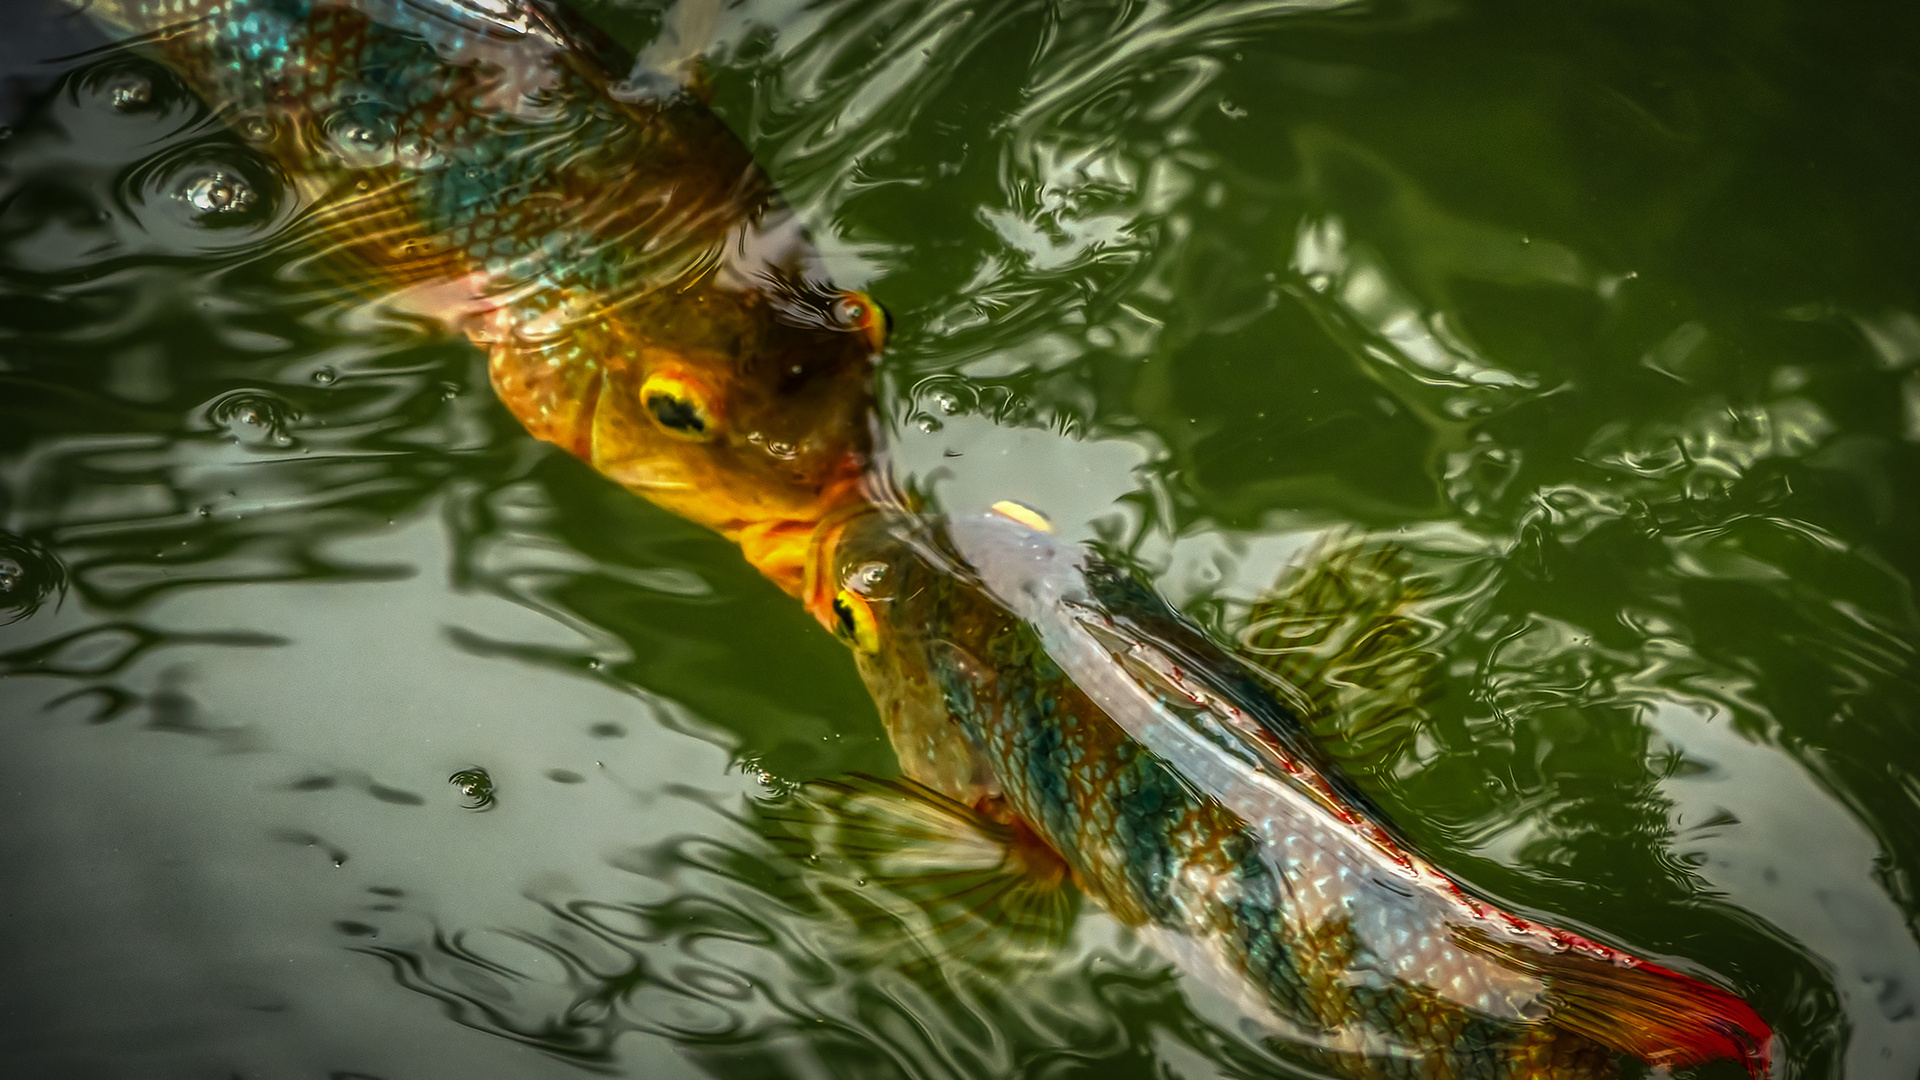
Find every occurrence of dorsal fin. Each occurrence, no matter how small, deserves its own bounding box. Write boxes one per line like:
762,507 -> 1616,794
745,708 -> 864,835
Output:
1234,533 -> 1441,779
1078,557 -> 1403,829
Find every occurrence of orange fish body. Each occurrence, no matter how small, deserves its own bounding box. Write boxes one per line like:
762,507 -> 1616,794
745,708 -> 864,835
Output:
72,0 -> 884,589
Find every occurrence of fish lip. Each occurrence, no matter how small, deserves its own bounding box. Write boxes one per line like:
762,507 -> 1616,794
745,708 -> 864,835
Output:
799,501 -> 880,626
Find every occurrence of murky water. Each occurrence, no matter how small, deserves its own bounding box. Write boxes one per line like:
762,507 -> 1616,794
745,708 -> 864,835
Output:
1,1 -> 1916,1078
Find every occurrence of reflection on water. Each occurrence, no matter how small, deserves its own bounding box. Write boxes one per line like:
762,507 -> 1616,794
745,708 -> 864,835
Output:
1,1 -> 1916,1078
351,792 -> 1252,1079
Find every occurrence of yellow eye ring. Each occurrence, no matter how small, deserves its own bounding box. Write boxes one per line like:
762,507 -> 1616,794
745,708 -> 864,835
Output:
639,372 -> 717,441
834,291 -> 891,353
830,588 -> 880,654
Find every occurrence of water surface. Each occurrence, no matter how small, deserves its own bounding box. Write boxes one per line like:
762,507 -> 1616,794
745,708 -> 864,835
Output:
1,1 -> 1916,1078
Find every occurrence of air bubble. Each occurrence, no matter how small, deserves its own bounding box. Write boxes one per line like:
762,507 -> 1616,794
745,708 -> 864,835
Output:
450,768 -> 495,810
395,136 -> 441,171
322,104 -> 399,169
312,367 -> 337,386
78,58 -> 191,128
133,141 -> 287,251
236,115 -> 275,142
0,533 -> 67,624
181,170 -> 256,217
108,75 -> 153,112
205,389 -> 298,446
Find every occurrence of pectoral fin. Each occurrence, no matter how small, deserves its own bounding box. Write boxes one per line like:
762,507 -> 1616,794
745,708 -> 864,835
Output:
757,774 -> 1078,968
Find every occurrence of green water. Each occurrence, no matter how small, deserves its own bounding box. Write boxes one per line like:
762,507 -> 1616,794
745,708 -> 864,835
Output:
1,1 -> 1915,1077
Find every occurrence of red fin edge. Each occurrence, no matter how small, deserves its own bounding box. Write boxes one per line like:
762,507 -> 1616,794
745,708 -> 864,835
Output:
1460,929 -> 1774,1078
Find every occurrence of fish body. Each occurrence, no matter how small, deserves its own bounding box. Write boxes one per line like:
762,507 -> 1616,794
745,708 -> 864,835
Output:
64,0 -> 883,588
809,506 -> 1772,1080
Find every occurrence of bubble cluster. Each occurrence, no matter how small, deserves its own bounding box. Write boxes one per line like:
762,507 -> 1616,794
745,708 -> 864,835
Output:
180,169 -> 257,217
126,140 -> 289,253
107,74 -> 153,112
77,58 -> 191,124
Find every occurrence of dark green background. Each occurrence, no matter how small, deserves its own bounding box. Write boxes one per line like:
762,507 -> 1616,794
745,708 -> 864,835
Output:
0,1 -> 1914,1077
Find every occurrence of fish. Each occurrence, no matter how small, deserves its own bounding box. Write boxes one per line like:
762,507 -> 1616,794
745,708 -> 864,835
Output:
48,5 -> 1777,1074
62,0 -> 886,589
802,502 -> 1774,1080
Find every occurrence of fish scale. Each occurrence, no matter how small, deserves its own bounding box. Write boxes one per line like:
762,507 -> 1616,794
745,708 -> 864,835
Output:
918,537 -> 1584,1078
94,0 -> 756,324
814,506 -> 1771,1080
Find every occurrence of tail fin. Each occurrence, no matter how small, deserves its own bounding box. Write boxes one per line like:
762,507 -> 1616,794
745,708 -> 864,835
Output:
1460,929 -> 1773,1078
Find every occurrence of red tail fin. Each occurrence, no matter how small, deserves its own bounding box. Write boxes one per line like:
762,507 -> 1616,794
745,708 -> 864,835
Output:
1461,930 -> 1773,1078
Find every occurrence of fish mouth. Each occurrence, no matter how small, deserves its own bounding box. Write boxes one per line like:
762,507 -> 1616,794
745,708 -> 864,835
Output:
796,499 -> 884,626
727,454 -> 875,599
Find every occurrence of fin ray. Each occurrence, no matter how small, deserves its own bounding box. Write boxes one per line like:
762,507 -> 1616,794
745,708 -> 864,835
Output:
1457,929 -> 1774,1078
756,774 -> 1078,969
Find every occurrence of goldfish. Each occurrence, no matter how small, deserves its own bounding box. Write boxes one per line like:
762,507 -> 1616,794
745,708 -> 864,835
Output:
803,502 -> 1773,1080
64,0 -> 886,589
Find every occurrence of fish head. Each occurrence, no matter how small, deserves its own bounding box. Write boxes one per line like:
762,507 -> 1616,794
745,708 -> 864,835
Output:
806,501 -> 1070,657
806,506 -> 1018,805
489,279 -> 885,593
805,507 -> 915,659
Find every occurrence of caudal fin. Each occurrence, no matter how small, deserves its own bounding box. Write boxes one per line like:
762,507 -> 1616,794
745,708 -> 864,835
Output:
1462,930 -> 1773,1078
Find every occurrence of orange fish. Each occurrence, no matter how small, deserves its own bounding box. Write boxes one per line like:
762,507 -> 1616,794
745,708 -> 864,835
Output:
70,0 -> 887,590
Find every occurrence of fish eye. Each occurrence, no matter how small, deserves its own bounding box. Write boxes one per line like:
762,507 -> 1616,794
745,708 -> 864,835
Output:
830,589 -> 880,654
639,372 -> 717,441
832,291 -> 891,352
